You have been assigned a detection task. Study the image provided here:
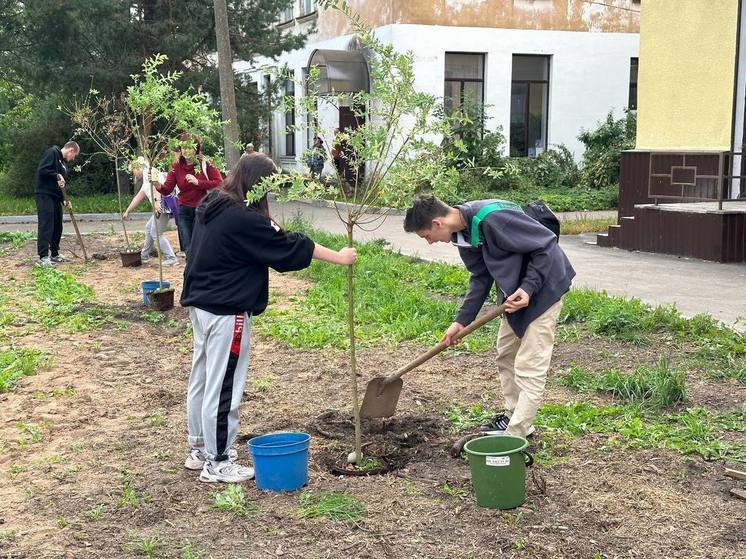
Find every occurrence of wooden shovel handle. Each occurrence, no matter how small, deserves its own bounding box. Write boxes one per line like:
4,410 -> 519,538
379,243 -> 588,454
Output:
384,303 -> 508,385
60,187 -> 88,261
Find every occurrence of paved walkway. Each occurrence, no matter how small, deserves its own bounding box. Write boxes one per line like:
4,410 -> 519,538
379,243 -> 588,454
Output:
3,202 -> 745,326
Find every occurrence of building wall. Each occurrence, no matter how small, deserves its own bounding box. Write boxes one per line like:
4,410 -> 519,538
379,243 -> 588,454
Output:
317,0 -> 640,38
636,0 -> 740,151
241,23 -> 638,167
390,24 -> 638,159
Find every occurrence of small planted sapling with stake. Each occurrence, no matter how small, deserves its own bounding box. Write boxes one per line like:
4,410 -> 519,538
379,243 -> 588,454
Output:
251,0 -> 463,467
123,54 -> 224,310
62,91 -> 137,263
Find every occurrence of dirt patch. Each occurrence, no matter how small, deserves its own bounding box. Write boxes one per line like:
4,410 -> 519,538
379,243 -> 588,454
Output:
306,410 -> 453,474
0,235 -> 744,559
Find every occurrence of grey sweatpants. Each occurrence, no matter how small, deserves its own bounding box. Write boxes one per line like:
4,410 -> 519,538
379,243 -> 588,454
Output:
142,214 -> 176,260
187,307 -> 251,462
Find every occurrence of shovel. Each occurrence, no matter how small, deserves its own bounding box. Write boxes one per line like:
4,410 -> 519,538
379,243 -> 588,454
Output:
360,303 -> 508,418
59,184 -> 88,261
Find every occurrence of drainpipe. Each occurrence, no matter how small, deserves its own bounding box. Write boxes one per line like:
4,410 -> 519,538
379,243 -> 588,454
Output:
730,0 -> 745,199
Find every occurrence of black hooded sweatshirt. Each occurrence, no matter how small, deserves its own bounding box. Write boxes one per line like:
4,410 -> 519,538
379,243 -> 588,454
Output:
180,191 -> 315,315
34,146 -> 68,200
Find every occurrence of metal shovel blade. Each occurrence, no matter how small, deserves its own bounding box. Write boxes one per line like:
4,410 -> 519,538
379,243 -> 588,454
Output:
360,377 -> 404,418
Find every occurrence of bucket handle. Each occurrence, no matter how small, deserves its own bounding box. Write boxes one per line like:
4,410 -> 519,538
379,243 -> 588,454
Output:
522,450 -> 534,467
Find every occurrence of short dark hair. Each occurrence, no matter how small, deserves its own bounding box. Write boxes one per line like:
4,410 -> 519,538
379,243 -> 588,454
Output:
63,141 -> 80,153
403,195 -> 450,232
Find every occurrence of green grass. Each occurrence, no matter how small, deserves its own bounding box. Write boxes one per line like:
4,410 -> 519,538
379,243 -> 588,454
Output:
298,491 -> 366,521
212,484 -> 257,517
29,267 -> 111,331
0,347 -> 49,392
561,289 -> 746,383
356,456 -> 383,471
559,217 -> 617,236
536,402 -> 746,461
255,225 -> 499,352
0,193 -> 151,216
445,401 -> 494,431
0,231 -> 35,255
116,473 -> 150,508
134,537 -> 160,557
446,400 -> 745,462
440,483 -> 468,499
557,359 -> 686,408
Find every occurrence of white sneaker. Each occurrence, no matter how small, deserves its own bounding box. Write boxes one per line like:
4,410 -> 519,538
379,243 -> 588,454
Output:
199,460 -> 254,483
36,257 -> 55,268
140,253 -> 150,262
184,447 -> 238,470
50,254 -> 67,263
163,257 -> 179,266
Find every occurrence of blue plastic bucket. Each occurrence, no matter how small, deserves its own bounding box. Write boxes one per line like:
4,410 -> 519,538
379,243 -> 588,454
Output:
141,280 -> 171,305
248,432 -> 311,492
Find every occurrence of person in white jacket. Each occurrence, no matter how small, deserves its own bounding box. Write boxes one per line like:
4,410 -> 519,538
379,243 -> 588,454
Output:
123,157 -> 178,266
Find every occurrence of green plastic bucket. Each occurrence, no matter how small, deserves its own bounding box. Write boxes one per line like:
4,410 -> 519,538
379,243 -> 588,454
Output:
463,435 -> 534,509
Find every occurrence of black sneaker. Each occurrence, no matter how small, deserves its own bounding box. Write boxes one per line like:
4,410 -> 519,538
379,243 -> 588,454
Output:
480,413 -> 510,434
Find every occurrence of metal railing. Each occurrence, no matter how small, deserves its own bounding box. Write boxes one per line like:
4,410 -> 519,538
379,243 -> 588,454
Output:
648,151 -> 744,210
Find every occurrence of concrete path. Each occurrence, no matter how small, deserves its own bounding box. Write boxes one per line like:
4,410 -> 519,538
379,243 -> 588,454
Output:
3,202 -> 744,326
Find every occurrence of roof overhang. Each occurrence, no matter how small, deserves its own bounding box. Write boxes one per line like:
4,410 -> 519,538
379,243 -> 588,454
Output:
306,49 -> 370,95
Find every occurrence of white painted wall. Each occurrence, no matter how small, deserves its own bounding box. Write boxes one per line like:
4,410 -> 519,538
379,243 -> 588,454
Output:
237,23 -> 639,171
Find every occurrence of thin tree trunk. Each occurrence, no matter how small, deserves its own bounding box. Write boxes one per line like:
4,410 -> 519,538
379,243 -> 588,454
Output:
149,179 -> 163,288
347,222 -> 362,463
114,155 -> 129,246
213,0 -> 241,169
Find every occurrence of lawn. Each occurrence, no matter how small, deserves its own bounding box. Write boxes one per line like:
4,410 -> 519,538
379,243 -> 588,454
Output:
0,193 -> 151,215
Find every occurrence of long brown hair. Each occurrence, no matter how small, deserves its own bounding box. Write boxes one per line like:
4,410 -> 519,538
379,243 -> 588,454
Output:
218,152 -> 276,220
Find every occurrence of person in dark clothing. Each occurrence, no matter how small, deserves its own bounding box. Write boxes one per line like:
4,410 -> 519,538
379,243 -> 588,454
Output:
157,133 -> 223,256
306,136 -> 327,178
34,141 -> 80,267
181,153 -> 356,483
403,195 -> 575,438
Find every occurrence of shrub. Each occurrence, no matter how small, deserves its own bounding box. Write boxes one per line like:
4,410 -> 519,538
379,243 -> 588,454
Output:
512,144 -> 581,189
578,110 -> 636,189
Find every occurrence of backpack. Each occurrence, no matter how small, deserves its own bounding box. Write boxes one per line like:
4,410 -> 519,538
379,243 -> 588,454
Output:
469,200 -> 560,248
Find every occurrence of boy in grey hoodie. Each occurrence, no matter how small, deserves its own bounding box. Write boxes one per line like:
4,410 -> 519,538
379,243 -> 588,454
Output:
403,195 -> 575,437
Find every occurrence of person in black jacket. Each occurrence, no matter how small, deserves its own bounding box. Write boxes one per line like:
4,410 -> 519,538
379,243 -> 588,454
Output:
404,195 -> 575,439
181,153 -> 356,483
34,141 -> 79,267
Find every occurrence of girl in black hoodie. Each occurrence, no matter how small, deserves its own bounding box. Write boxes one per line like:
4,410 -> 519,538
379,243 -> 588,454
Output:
181,153 -> 356,483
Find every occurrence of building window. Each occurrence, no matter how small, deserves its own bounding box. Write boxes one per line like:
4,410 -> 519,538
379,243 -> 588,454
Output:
628,57 -> 638,111
301,0 -> 317,16
444,53 -> 485,114
279,6 -> 294,23
510,54 -> 550,157
284,79 -> 295,157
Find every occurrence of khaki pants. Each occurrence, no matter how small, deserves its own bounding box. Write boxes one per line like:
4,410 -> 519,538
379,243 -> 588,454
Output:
496,299 -> 563,437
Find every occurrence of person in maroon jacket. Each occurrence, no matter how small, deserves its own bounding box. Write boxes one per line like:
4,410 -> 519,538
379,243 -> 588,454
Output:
157,133 -> 223,255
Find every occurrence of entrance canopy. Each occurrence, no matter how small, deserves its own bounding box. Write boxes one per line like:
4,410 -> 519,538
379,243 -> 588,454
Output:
306,49 -> 369,95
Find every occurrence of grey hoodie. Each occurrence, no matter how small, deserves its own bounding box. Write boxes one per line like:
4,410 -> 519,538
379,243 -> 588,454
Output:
453,200 -> 575,337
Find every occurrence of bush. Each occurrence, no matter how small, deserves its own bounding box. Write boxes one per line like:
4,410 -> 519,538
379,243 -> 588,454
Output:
578,110 -> 636,189
512,144 -> 581,189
